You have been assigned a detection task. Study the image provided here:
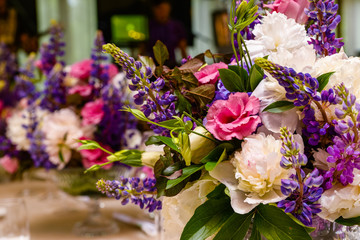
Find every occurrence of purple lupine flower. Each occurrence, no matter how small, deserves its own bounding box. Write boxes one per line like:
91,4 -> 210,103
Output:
0,43 -> 18,107
96,177 -> 162,212
97,84 -> 137,150
13,54 -> 39,104
305,0 -> 344,56
90,31 -> 110,96
39,64 -> 67,112
322,84 -> 360,188
255,58 -> 321,107
38,21 -> 65,75
278,127 -> 324,226
103,43 -> 178,136
23,107 -> 55,169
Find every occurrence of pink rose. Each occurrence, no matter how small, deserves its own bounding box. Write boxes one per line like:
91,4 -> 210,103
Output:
68,85 -> 93,97
81,99 -> 104,126
265,0 -> 309,24
205,92 -> 261,141
194,62 -> 228,85
0,155 -> 19,174
70,59 -> 92,80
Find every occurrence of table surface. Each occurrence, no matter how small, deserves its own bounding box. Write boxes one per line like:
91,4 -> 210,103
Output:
0,180 -> 159,240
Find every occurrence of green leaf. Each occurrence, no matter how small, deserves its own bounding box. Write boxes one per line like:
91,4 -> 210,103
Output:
166,165 -> 204,189
201,143 -> 234,164
158,119 -> 183,128
263,101 -> 295,113
250,64 -> 264,91
156,136 -> 181,153
317,71 -> 335,91
153,40 -> 169,66
179,57 -> 205,73
249,224 -> 261,240
206,184 -> 226,199
336,216 -> 360,226
253,204 -> 311,240
77,140 -> 102,150
138,55 -> 156,74
205,149 -> 227,171
180,197 -> 233,240
213,211 -> 254,240
106,150 -> 143,167
219,68 -> 245,92
175,90 -> 192,114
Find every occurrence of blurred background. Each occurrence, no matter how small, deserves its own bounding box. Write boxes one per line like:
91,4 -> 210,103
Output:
1,0 -> 360,66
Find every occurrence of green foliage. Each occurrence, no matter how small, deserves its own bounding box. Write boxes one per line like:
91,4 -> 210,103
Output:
263,101 -> 295,113
153,40 -> 169,66
253,204 -> 312,240
317,71 -> 335,91
166,165 -> 204,189
180,197 -> 233,240
249,64 -> 264,91
219,68 -> 246,92
175,90 -> 193,114
336,216 -> 360,226
138,55 -> 156,75
213,211 -> 254,240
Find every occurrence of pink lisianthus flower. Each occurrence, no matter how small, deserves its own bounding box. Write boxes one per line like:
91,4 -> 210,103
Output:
104,63 -> 119,79
0,155 -> 19,174
205,92 -> 261,141
194,62 -> 228,85
70,59 -> 92,80
68,85 -> 93,97
265,0 -> 309,24
79,139 -> 112,169
81,99 -> 104,126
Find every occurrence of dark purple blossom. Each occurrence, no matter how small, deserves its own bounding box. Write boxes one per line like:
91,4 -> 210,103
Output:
96,177 -> 162,212
38,21 -> 65,75
103,43 -> 178,136
305,0 -> 344,56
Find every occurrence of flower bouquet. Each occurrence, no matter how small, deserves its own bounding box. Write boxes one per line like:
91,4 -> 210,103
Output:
72,0 -> 360,239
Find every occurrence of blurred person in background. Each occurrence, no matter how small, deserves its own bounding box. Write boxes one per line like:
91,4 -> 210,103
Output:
0,0 -> 17,49
146,0 -> 187,67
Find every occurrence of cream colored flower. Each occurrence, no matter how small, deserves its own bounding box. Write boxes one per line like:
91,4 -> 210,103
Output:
252,76 -> 301,133
41,108 -> 84,168
210,133 -> 296,214
189,126 -> 216,164
313,50 -> 360,96
161,177 -> 218,240
6,108 -> 49,150
312,149 -> 335,171
318,169 -> 360,221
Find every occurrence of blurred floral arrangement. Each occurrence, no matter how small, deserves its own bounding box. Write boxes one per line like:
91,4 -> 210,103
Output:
78,0 -> 360,239
0,22 -> 140,179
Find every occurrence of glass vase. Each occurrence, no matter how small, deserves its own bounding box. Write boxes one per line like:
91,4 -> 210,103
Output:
54,166 -> 129,236
311,216 -> 360,240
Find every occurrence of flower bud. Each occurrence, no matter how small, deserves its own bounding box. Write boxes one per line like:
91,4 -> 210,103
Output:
189,127 -> 216,164
141,151 -> 163,168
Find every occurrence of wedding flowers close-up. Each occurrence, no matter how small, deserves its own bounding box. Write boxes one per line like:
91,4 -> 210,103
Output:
1,0 -> 360,239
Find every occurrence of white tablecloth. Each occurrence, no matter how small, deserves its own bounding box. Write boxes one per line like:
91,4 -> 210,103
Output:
0,181 -> 157,240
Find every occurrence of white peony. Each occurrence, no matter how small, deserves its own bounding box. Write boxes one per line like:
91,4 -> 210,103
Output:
210,133 -> 296,214
41,108 -> 85,168
161,177 -> 218,240
245,12 -> 315,71
313,50 -> 360,97
318,169 -> 360,221
6,108 -> 49,151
